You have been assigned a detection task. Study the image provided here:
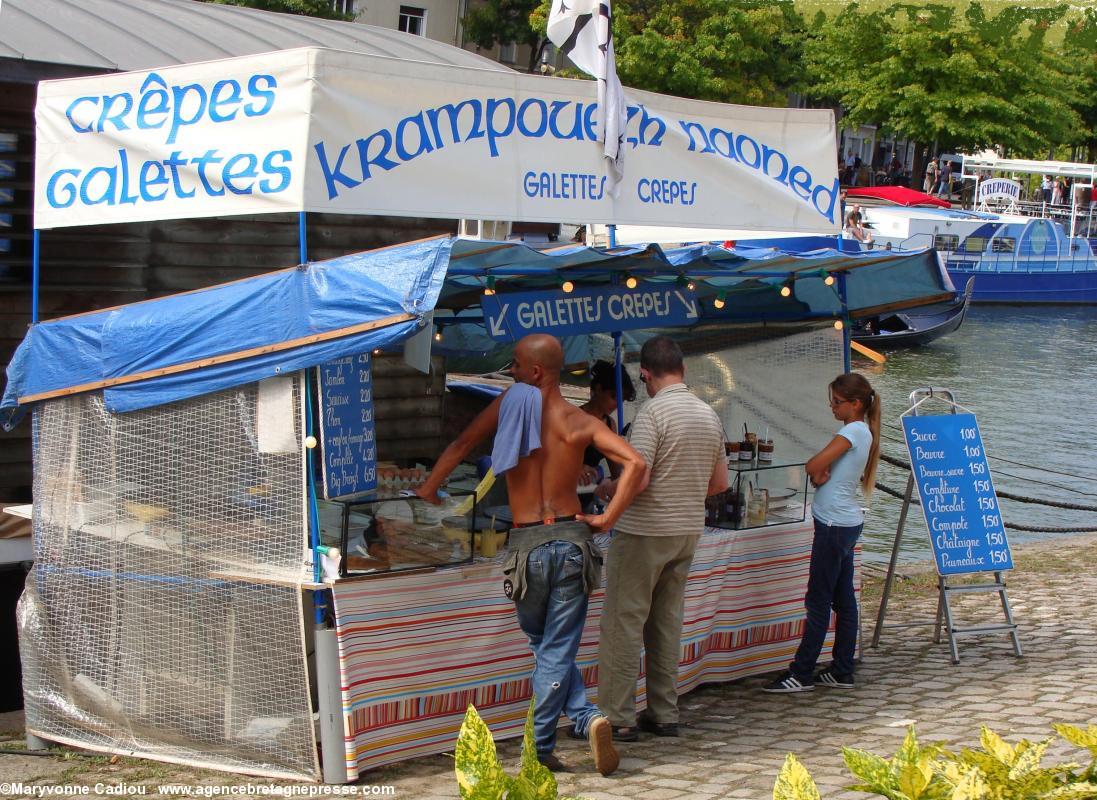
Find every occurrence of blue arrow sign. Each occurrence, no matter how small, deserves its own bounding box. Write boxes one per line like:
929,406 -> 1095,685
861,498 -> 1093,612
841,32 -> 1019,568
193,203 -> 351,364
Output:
481,285 -> 700,341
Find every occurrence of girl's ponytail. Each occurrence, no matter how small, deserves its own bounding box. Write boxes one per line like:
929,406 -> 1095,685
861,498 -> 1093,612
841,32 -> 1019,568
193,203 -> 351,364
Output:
862,389 -> 881,500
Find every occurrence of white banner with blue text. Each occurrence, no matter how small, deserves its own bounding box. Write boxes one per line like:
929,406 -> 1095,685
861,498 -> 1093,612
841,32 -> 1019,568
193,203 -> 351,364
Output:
35,47 -> 839,233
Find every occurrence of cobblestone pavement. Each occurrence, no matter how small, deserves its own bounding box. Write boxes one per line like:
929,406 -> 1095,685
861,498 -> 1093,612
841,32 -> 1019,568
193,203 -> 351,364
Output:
2,538 -> 1095,798
365,540 -> 1097,799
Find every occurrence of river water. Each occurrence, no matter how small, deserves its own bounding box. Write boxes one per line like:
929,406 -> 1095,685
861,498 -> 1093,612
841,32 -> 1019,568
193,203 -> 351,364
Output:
857,305 -> 1097,563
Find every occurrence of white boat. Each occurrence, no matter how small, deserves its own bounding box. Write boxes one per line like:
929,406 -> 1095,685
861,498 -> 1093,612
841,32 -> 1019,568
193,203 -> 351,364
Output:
857,157 -> 1097,304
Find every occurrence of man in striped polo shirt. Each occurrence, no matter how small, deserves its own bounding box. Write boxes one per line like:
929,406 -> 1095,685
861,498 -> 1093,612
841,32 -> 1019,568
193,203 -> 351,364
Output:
595,336 -> 727,741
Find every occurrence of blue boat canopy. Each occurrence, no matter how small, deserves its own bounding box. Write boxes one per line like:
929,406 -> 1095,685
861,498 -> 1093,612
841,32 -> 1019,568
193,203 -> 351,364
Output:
2,237 -> 949,422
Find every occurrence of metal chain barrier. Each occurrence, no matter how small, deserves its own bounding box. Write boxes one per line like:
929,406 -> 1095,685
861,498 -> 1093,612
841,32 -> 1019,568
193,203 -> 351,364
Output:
874,481 -> 1097,534
878,452 -> 1097,513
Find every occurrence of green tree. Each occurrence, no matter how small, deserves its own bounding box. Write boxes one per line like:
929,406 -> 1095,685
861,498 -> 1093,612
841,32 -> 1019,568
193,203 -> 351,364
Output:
1062,7 -> 1097,161
612,0 -> 807,106
530,0 -> 806,106
201,0 -> 351,21
803,2 -> 1083,167
466,0 -> 550,73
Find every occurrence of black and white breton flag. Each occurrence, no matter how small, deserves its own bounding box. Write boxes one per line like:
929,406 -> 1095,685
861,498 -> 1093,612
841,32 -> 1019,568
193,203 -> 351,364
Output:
547,0 -> 627,195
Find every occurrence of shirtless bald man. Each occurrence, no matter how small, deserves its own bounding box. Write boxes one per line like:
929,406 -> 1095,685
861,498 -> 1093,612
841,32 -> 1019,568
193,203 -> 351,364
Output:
417,334 -> 647,775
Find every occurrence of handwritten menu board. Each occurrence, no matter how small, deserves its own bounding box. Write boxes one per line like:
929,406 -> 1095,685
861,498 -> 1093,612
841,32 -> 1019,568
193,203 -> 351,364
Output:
902,412 -> 1013,576
316,353 -> 377,500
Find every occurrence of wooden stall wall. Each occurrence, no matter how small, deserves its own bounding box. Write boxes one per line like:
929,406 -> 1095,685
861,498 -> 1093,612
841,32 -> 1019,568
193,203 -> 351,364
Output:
373,354 -> 446,463
1,80 -> 36,499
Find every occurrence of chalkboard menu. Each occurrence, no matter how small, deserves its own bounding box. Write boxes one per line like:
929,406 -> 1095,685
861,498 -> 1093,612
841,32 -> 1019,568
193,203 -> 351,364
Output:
316,353 -> 377,500
902,412 -> 1013,576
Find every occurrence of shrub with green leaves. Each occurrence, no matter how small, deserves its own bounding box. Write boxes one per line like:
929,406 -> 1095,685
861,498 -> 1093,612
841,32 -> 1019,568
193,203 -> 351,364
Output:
772,724 -> 1097,800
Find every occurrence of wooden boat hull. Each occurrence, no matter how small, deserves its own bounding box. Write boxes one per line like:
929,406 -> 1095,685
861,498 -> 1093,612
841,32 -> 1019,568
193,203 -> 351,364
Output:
853,278 -> 974,347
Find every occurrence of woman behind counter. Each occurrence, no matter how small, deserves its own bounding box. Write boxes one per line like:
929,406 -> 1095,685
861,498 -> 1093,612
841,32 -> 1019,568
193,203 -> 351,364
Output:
764,372 -> 881,693
578,361 -> 635,512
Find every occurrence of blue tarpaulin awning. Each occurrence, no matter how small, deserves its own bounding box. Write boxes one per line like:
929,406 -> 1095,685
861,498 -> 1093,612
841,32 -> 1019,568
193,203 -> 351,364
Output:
2,236 -> 949,422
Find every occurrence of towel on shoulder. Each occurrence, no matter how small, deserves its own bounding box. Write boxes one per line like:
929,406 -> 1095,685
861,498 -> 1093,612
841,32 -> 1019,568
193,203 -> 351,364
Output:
491,383 -> 542,475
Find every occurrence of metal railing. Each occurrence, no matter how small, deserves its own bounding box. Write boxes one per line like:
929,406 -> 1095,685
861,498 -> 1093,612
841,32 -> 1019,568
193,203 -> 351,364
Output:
938,236 -> 1097,273
979,198 -> 1097,237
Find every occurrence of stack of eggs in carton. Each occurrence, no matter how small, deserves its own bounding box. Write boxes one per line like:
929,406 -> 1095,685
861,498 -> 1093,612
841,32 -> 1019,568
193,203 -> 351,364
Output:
376,464 -> 428,492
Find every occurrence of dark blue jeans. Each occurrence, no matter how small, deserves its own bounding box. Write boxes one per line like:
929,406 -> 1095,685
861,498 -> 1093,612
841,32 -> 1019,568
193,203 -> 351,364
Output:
791,518 -> 862,680
514,541 -> 602,756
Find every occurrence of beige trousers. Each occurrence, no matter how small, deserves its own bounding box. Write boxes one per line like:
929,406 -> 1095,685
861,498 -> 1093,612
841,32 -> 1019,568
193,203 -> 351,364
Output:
598,532 -> 699,726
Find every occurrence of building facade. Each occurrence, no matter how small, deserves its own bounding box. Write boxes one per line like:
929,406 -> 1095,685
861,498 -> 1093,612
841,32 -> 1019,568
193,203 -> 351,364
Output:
342,0 -> 544,72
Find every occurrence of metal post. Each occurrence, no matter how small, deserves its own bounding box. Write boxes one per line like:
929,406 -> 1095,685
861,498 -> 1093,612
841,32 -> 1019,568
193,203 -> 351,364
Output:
26,731 -> 49,751
837,272 -> 851,372
933,576 -> 946,643
870,472 -> 914,648
996,571 -> 1023,657
303,370 -> 326,632
304,370 -> 321,585
613,331 -> 624,434
298,211 -> 309,265
315,626 -> 349,784
610,262 -> 624,433
938,576 -> 959,662
31,229 -> 40,323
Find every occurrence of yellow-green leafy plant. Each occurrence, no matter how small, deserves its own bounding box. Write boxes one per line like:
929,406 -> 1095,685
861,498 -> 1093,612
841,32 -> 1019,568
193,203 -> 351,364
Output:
773,753 -> 822,800
454,699 -> 581,800
1054,723 -> 1097,782
948,727 -> 1078,799
774,724 -> 1097,800
842,727 -> 953,800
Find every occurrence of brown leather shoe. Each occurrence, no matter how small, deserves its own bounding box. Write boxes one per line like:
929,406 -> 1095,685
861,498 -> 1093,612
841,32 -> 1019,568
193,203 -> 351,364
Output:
588,716 -> 619,776
610,724 -> 640,742
537,752 -> 569,772
637,713 -> 679,737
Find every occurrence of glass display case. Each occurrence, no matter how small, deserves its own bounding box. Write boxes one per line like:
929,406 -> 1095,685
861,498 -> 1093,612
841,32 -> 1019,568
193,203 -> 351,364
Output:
706,462 -> 809,530
321,489 -> 504,576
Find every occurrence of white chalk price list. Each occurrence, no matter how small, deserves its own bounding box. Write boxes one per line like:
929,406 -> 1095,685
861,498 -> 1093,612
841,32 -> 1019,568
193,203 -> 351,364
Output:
903,413 -> 1013,576
317,353 -> 377,499
961,425 -> 1009,568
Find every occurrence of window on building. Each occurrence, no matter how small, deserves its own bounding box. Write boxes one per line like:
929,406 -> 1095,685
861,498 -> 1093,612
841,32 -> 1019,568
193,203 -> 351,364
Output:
331,0 -> 355,15
934,234 -> 959,252
399,5 -> 427,36
499,42 -> 517,63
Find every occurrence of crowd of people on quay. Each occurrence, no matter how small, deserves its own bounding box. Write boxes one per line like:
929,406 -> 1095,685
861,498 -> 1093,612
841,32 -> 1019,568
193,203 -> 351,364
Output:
417,333 -> 882,776
842,146 -> 1095,213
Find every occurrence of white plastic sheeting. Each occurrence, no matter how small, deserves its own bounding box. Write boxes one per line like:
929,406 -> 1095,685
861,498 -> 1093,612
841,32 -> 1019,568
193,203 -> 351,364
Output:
21,380 -> 319,780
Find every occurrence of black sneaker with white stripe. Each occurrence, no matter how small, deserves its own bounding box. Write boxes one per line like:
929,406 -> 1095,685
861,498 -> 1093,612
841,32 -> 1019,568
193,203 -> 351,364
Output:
762,670 -> 814,693
815,668 -> 855,689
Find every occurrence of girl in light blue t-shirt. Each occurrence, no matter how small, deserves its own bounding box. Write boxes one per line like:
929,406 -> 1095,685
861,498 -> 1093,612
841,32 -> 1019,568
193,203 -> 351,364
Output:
764,373 -> 881,694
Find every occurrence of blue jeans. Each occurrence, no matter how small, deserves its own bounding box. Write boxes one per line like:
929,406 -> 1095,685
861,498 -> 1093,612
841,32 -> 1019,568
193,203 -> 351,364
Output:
514,540 -> 602,756
791,518 -> 862,680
